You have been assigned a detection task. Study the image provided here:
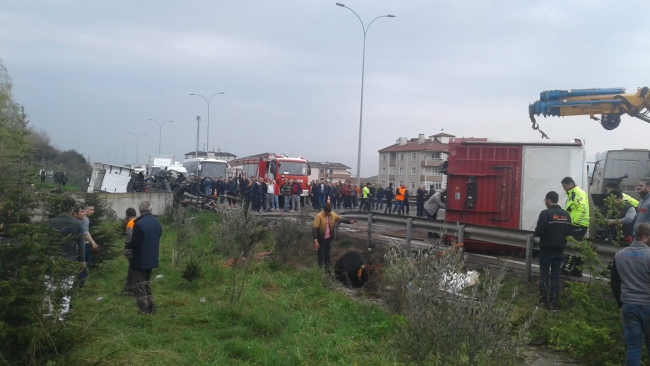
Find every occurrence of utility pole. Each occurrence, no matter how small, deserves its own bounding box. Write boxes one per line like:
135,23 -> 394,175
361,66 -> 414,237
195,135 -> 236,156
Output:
195,116 -> 201,176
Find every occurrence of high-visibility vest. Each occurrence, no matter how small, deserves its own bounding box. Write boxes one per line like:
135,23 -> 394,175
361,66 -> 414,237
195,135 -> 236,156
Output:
565,186 -> 590,227
395,187 -> 405,201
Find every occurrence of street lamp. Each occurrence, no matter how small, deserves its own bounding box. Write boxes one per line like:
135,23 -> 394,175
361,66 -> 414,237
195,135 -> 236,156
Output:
190,92 -> 225,153
335,3 -> 395,185
128,133 -> 147,165
148,119 -> 173,154
118,140 -> 132,166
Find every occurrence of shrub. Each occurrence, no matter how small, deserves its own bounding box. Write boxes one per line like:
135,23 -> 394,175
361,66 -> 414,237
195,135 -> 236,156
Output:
383,242 -> 534,364
271,211 -> 311,265
214,209 -> 266,305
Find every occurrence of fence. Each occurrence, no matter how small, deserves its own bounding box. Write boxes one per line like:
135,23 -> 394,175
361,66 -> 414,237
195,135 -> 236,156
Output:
337,211 -> 618,282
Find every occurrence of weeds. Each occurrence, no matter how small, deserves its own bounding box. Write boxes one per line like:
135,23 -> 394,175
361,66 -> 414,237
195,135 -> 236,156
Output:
215,209 -> 266,305
384,242 -> 534,364
271,211 -> 312,265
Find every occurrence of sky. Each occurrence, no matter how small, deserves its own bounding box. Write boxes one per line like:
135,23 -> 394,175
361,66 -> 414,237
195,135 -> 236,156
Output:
2,0 -> 650,177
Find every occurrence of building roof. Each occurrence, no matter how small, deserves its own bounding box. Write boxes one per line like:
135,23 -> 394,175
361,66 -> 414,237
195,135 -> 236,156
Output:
185,151 -> 209,156
378,139 -> 449,153
213,151 -> 237,157
310,161 -> 351,169
431,132 -> 455,137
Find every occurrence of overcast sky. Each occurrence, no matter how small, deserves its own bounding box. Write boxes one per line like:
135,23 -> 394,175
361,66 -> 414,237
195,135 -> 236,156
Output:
2,1 -> 650,177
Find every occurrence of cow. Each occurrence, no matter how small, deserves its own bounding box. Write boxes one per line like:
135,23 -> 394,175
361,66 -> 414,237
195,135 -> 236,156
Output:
334,251 -> 373,288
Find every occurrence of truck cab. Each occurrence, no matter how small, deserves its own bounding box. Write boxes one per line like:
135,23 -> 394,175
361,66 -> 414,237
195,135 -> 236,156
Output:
589,149 -> 650,207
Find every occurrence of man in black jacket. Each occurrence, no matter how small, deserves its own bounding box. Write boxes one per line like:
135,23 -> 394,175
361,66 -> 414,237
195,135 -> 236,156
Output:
534,191 -> 571,311
125,201 -> 162,315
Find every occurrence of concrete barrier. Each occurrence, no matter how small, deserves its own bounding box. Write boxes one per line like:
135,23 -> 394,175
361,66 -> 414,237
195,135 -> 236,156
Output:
99,192 -> 173,218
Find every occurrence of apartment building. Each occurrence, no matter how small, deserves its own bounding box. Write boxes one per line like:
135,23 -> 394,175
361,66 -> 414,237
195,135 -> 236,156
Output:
377,132 -> 454,190
308,162 -> 351,182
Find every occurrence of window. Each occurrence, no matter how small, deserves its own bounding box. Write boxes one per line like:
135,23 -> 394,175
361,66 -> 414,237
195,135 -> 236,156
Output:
410,182 -> 416,189
381,167 -> 386,175
432,167 -> 439,175
432,152 -> 441,160
399,181 -> 404,186
328,169 -> 333,174
389,180 -> 395,186
399,153 -> 405,161
389,167 -> 396,175
411,167 -> 416,175
319,169 -> 325,174
432,181 -> 442,190
381,180 -> 386,187
381,154 -> 387,162
411,153 -> 417,161
399,167 -> 404,175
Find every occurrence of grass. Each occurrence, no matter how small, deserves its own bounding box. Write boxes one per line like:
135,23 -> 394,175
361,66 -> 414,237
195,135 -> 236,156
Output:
57,212 -> 403,365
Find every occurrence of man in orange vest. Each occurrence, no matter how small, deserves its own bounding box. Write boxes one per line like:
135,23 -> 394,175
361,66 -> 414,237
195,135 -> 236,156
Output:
122,207 -> 137,295
393,184 -> 406,215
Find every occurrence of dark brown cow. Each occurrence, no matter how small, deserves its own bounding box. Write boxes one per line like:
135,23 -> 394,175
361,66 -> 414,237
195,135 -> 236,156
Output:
334,251 -> 372,288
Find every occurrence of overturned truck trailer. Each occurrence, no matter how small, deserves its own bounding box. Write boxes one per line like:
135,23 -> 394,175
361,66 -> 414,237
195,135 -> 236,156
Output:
444,138 -> 587,253
87,162 -> 133,193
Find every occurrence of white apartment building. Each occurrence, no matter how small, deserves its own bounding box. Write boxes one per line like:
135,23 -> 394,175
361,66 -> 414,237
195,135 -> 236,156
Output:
377,132 -> 453,190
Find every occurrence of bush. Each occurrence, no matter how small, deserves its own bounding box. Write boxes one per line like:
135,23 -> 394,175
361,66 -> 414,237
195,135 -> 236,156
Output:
271,211 -> 311,265
214,209 -> 266,305
383,242 -> 534,364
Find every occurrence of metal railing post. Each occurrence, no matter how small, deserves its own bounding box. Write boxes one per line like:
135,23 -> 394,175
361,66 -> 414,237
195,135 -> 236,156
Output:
457,224 -> 465,245
525,234 -> 534,282
406,218 -> 413,251
367,213 -> 373,251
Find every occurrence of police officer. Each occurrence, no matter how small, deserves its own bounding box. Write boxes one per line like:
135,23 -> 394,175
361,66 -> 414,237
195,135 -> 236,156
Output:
561,177 -> 590,276
605,181 -> 639,208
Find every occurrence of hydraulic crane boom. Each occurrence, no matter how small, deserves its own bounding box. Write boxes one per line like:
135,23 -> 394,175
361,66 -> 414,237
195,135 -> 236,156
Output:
529,87 -> 650,131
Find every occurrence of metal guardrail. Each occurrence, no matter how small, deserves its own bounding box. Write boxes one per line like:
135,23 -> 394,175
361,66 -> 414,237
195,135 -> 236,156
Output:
338,210 -> 619,282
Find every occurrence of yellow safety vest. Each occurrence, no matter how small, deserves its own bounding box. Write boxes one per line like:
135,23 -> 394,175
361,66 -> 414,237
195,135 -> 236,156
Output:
565,186 -> 590,227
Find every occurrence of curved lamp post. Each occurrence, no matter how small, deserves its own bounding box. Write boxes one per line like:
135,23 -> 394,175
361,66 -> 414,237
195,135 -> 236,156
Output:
190,92 -> 225,153
335,3 -> 394,185
148,119 -> 173,155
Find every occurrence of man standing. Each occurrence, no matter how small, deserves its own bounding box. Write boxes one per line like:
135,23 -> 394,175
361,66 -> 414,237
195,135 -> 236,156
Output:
312,203 -> 357,274
384,183 -> 394,214
534,191 -> 571,311
318,180 -> 328,210
606,190 -> 636,245
225,177 -> 237,209
47,199 -> 85,320
39,167 -> 46,183
291,179 -> 302,212
375,185 -> 384,211
79,203 -> 99,289
561,177 -> 590,276
393,184 -> 406,215
125,201 -> 162,315
416,185 -> 427,217
611,223 -> 650,365
122,207 -> 137,295
332,182 -> 342,210
265,178 -> 275,212
635,178 -> 650,231
282,179 -> 292,212
360,183 -> 371,211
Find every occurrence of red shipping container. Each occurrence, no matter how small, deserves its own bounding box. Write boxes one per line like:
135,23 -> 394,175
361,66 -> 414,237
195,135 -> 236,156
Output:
444,138 -> 586,252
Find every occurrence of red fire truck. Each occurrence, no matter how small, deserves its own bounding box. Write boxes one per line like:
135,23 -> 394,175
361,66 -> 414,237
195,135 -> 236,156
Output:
239,154 -> 311,196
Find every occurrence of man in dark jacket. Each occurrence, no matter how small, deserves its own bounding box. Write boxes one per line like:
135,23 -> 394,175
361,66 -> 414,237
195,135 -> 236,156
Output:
125,201 -> 162,315
384,183 -> 394,214
375,186 -> 385,210
534,191 -> 571,311
291,180 -> 302,212
416,185 -> 427,217
611,223 -> 650,365
225,177 -> 237,208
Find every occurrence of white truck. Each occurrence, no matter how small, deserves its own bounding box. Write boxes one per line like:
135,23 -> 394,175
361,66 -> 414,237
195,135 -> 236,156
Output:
148,154 -> 174,176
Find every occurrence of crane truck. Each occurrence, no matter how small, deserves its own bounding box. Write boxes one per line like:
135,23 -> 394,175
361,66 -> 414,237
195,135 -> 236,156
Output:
529,87 -> 650,131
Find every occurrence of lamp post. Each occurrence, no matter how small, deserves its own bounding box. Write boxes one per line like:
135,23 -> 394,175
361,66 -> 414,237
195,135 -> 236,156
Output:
128,133 -> 147,165
118,140 -> 132,166
148,119 -> 173,154
335,3 -> 395,185
190,92 -> 225,153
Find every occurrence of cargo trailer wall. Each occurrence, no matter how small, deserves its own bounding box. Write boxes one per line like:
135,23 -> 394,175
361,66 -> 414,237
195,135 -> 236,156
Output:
520,145 -> 587,231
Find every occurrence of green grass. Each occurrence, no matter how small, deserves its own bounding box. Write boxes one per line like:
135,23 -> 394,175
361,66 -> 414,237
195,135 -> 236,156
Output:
58,214 -> 403,365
